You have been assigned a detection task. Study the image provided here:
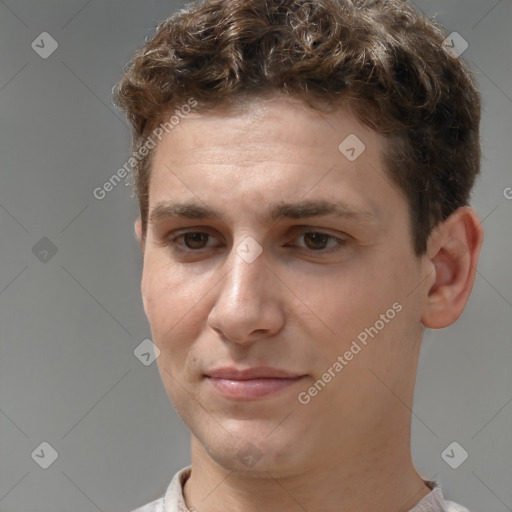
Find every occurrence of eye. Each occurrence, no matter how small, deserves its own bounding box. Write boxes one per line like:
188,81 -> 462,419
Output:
181,232 -> 210,249
292,230 -> 348,252
302,232 -> 331,250
164,229 -> 348,257
167,231 -> 221,252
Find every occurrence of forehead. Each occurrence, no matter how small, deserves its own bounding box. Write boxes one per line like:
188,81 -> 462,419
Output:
147,95 -> 402,225
152,95 -> 379,167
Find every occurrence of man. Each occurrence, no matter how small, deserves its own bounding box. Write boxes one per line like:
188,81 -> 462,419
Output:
114,0 -> 483,510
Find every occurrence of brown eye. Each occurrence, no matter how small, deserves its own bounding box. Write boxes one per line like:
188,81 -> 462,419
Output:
303,232 -> 330,250
183,232 -> 209,249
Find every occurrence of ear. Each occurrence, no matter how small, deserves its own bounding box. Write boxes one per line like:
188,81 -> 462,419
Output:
134,218 -> 145,252
421,206 -> 484,329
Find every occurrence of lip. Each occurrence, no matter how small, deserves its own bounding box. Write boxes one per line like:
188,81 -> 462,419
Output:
206,366 -> 303,380
205,367 -> 306,399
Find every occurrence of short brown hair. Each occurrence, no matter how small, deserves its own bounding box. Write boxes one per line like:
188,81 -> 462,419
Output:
114,0 -> 481,255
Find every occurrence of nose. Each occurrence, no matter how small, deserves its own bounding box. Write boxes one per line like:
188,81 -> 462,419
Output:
207,240 -> 286,345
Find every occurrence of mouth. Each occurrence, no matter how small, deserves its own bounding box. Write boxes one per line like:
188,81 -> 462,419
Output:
205,367 -> 307,399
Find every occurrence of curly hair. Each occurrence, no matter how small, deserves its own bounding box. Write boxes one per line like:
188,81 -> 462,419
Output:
113,0 -> 481,255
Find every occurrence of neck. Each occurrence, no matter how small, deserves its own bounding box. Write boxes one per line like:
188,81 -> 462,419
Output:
183,431 -> 431,512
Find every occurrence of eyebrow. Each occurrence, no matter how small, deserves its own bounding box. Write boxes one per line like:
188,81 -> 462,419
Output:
148,199 -> 377,225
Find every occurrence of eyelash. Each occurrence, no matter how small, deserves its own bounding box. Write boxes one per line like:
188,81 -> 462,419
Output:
165,229 -> 348,255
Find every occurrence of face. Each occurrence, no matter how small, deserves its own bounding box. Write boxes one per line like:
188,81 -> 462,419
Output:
138,94 -> 431,477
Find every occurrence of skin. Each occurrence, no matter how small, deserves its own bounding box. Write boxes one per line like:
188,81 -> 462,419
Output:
135,93 -> 483,512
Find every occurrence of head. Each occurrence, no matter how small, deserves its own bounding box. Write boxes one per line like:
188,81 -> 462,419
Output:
114,0 -> 483,475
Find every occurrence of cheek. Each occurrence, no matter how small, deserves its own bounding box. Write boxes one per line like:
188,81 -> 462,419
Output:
142,260 -> 191,335
141,263 -> 167,327
305,266 -> 386,331
304,257 -> 414,357
141,258 -> 213,354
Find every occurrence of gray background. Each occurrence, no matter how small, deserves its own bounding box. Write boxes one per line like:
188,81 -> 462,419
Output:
0,1 -> 510,511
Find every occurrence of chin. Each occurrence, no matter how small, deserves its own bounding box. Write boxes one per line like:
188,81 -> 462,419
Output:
199,422 -> 307,476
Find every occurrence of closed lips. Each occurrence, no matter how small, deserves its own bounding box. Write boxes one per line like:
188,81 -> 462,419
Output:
205,367 -> 305,379
205,367 -> 307,399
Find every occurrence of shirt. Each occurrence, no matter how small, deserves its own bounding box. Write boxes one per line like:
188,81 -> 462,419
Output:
131,466 -> 470,512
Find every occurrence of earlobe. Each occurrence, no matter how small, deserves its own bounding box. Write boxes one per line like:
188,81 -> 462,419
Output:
421,207 -> 484,329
